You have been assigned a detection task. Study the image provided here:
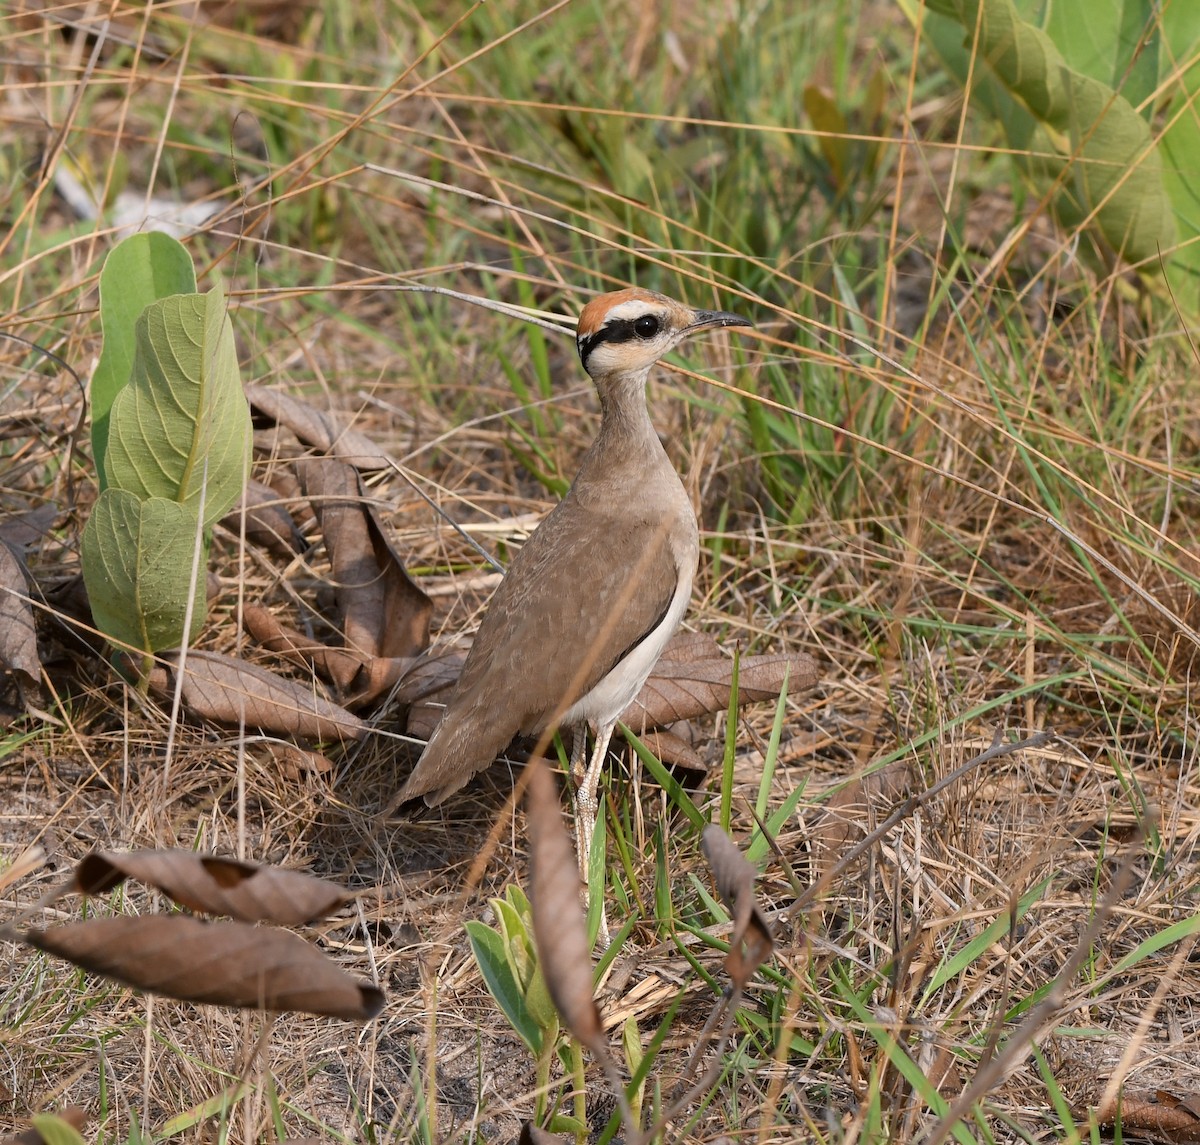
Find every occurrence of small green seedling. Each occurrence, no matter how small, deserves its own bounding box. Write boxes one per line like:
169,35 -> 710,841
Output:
465,885 -> 586,1136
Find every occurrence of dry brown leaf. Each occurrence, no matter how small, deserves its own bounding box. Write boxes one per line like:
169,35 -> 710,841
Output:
147,649 -> 368,742
255,741 -> 334,780
26,916 -> 384,1020
518,1125 -> 569,1145
244,600 -> 424,708
626,727 -> 706,774
700,824 -> 774,987
243,603 -> 366,692
295,458 -> 431,663
75,849 -> 352,925
0,1106 -> 86,1145
1087,1089 -> 1200,1142
222,479 -> 304,556
0,505 -> 59,548
246,385 -> 392,471
659,629 -> 722,662
0,540 -> 40,686
812,760 -> 914,885
526,757 -> 603,1049
623,650 -> 819,732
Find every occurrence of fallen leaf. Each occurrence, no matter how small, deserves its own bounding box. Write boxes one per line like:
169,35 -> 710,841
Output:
75,849 -> 352,925
626,727 -> 706,774
0,505 -> 59,548
700,824 -> 774,987
1087,1088 -> 1200,1142
255,740 -> 334,780
0,541 -> 40,686
243,603 -> 366,692
622,650 -> 819,733
518,1126 -> 569,1145
26,916 -> 384,1020
1,1107 -> 87,1145
243,603 -> 417,706
526,758 -> 603,1049
222,479 -> 304,556
295,458 -> 431,665
811,760 -> 914,887
147,649 -> 368,742
246,386 -> 392,471
659,629 -> 723,661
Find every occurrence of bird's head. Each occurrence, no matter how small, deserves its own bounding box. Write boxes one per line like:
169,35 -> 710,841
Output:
575,288 -> 753,379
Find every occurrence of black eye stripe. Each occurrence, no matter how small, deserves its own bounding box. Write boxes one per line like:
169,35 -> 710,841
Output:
577,315 -> 663,367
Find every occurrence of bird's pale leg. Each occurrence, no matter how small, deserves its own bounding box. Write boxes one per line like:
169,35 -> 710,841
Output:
573,720 -> 615,946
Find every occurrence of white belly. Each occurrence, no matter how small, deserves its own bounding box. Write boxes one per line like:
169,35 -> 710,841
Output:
560,566 -> 692,730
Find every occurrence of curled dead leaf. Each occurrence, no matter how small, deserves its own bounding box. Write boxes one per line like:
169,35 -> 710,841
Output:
147,649 -> 367,742
812,760 -> 914,886
623,649 -> 819,733
222,479 -> 304,556
244,590 -> 420,710
0,540 -> 40,687
246,385 -> 392,471
75,849 -> 352,925
295,458 -> 431,663
256,740 -> 334,780
627,727 -> 706,774
243,602 -> 366,692
526,758 -> 603,1049
1088,1088 -> 1200,1142
700,824 -> 774,987
26,915 -> 383,1020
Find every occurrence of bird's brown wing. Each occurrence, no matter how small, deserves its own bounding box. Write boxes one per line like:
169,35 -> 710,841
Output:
397,495 -> 689,804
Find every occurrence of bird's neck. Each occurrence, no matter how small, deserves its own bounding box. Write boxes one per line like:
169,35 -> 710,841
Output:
590,367 -> 661,452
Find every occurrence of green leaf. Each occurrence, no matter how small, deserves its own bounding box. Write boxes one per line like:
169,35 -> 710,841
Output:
1107,910 -> 1200,977
464,920 -> 542,1055
1157,9 -> 1200,305
1035,0 -> 1158,109
27,1115 -> 86,1145
92,233 -> 196,486
80,488 -> 208,655
921,876 -> 1053,1000
492,893 -> 535,995
916,0 -> 1176,265
105,284 -> 251,527
523,963 -> 559,1035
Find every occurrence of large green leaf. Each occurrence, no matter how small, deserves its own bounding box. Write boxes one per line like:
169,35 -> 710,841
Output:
105,284 -> 251,527
914,0 -> 1176,266
1157,4 -> 1200,302
1037,0 -> 1159,111
91,233 -> 196,487
80,489 -> 208,655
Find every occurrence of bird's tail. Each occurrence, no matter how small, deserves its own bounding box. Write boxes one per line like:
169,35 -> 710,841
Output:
398,696 -> 522,806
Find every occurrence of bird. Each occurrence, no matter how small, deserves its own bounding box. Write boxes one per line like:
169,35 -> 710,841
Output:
399,287 -> 754,927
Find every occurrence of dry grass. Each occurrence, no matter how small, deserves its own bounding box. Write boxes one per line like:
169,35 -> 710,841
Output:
4,1 -> 1200,1142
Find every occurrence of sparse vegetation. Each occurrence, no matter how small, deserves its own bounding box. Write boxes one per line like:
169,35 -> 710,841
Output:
3,1 -> 1200,1143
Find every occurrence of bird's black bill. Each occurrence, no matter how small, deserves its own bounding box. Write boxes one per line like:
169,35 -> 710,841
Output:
686,309 -> 754,333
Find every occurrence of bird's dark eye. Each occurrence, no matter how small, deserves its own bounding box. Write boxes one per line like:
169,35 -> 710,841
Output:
634,314 -> 660,338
